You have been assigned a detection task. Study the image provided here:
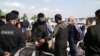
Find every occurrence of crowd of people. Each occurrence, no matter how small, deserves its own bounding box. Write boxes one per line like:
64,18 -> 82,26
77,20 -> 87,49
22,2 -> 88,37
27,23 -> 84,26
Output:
0,9 -> 100,56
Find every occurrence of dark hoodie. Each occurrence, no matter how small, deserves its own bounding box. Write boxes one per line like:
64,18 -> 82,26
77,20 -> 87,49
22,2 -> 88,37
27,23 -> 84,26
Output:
31,20 -> 49,41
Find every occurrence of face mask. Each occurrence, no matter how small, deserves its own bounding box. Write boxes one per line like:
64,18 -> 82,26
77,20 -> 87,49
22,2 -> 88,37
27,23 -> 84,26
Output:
39,18 -> 45,22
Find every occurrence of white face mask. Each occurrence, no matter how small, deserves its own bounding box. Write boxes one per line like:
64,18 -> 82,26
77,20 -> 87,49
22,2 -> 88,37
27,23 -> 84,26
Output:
39,18 -> 45,22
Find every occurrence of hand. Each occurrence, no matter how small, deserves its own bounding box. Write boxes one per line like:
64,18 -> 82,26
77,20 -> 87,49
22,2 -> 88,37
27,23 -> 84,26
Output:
4,52 -> 10,56
35,41 -> 39,46
35,39 -> 45,46
68,22 -> 73,24
40,39 -> 45,43
48,40 -> 53,49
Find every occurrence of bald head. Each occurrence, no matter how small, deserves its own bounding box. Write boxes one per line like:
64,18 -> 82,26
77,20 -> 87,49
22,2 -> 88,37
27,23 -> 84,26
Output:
68,16 -> 74,24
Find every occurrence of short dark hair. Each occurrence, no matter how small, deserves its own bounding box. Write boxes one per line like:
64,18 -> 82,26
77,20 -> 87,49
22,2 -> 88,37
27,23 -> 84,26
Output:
6,13 -> 18,21
95,9 -> 100,19
11,10 -> 19,16
86,17 -> 93,25
55,14 -> 62,20
38,13 -> 44,18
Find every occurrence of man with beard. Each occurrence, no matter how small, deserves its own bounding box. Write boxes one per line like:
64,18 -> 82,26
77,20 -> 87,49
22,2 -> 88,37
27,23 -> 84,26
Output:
53,14 -> 68,56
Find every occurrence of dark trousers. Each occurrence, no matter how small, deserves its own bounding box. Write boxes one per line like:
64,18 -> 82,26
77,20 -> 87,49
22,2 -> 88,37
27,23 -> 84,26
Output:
36,42 -> 50,56
85,53 -> 100,56
85,51 -> 100,56
54,43 -> 67,56
86,54 -> 100,56
69,42 -> 77,56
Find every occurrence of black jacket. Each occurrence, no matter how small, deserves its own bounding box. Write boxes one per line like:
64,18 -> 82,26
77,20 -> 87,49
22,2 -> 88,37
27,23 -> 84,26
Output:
0,20 -> 5,27
0,23 -> 25,56
31,20 -> 49,41
53,22 -> 68,47
53,22 -> 68,56
68,24 -> 81,44
84,22 -> 100,56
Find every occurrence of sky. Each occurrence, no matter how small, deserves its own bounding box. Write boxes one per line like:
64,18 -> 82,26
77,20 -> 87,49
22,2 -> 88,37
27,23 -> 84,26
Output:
0,0 -> 100,18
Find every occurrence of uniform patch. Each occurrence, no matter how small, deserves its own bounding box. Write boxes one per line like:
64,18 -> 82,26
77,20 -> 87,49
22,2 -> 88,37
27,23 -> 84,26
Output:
0,30 -> 14,35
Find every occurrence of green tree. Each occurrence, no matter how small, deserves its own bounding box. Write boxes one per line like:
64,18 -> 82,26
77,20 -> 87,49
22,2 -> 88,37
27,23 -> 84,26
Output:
0,9 -> 6,18
21,13 -> 28,20
0,9 -> 3,16
31,15 -> 37,20
46,17 -> 50,20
